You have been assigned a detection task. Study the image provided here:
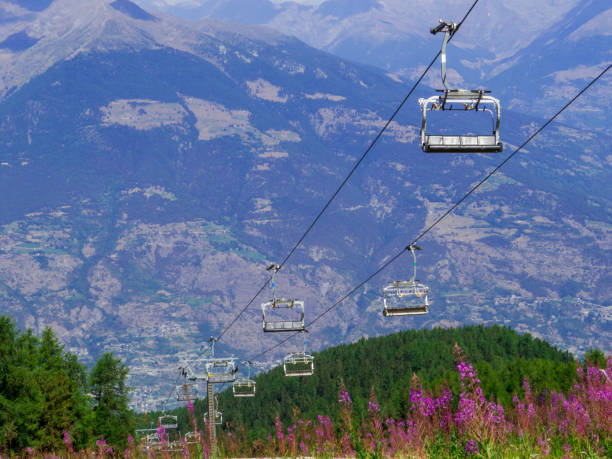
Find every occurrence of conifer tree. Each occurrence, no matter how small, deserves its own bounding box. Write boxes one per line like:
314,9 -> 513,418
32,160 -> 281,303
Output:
89,352 -> 134,449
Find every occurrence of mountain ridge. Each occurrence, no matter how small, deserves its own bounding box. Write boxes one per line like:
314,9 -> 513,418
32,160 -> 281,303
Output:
0,0 -> 609,409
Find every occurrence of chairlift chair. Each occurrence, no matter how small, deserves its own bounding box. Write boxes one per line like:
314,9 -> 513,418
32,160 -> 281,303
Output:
418,20 -> 503,153
204,411 -> 222,425
136,428 -> 159,450
158,414 -> 178,430
201,337 -> 238,383
261,264 -> 306,333
233,361 -> 256,397
283,332 -> 314,376
206,359 -> 237,384
184,431 -> 202,444
383,244 -> 431,316
144,433 -> 161,448
233,378 -> 256,397
170,441 -> 185,452
204,396 -> 223,425
284,353 -> 315,377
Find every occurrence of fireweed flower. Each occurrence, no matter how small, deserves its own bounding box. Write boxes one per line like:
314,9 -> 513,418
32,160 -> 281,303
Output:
63,431 -> 73,452
339,389 -> 352,404
465,439 -> 479,457
95,438 -> 107,454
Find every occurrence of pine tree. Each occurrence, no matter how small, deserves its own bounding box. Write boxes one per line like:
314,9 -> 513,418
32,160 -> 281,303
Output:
89,352 -> 134,449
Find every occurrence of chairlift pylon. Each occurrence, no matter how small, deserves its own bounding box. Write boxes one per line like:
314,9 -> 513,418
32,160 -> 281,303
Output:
261,264 -> 306,333
233,361 -> 256,397
382,244 -> 431,316
418,20 -> 503,153
283,331 -> 314,377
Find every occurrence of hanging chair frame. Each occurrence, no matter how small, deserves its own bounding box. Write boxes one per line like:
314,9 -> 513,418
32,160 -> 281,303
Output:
233,361 -> 256,397
418,20 -> 503,153
283,332 -> 314,376
383,244 -> 431,316
261,264 -> 306,333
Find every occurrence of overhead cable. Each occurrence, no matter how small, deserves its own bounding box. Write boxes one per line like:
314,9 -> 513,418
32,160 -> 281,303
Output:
250,63 -> 611,361
214,0 -> 482,342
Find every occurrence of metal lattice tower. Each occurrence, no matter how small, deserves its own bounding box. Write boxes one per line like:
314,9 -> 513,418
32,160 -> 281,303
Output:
207,381 -> 217,455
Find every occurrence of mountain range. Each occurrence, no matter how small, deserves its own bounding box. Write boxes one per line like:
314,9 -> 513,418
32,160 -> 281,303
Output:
133,0 -> 612,135
0,0 -> 609,409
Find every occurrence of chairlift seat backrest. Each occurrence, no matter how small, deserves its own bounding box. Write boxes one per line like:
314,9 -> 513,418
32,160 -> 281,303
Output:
159,415 -> 178,429
207,372 -> 236,383
233,378 -> 256,397
262,298 -> 305,333
283,352 -> 314,377
204,412 -> 222,425
383,280 -> 430,316
419,90 -> 502,153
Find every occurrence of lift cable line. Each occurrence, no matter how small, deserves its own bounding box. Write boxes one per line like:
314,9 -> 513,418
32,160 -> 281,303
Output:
249,63 -> 611,362
156,374 -> 181,419
213,0 -> 481,343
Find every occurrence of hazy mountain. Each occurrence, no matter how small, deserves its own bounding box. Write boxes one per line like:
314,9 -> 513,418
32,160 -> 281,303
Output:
0,0 -> 609,408
133,0 -> 612,135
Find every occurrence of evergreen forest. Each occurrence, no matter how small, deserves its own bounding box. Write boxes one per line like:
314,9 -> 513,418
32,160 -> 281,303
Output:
0,315 -> 134,454
153,325 -> 579,438
1,315 -> 609,457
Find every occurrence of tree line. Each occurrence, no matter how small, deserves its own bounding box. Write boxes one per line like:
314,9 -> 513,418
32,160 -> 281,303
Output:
1,314 -> 604,454
158,324 -> 583,440
0,315 -> 133,454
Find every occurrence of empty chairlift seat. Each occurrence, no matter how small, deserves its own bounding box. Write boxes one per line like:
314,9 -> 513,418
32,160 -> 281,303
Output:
382,244 -> 431,317
158,415 -> 178,430
206,359 -> 237,384
283,352 -> 314,377
418,20 -> 503,153
204,411 -> 223,425
261,298 -> 306,333
233,378 -> 256,397
233,361 -> 256,397
383,280 -> 430,316
419,90 -> 503,153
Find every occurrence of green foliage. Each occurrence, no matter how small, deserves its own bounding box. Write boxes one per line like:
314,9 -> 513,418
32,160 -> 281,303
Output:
584,348 -> 607,368
0,316 -> 91,452
0,315 -> 135,454
161,325 -> 578,440
89,353 -> 135,449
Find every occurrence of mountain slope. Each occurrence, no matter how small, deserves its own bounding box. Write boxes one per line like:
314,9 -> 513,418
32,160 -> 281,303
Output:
0,0 -> 609,407
152,325 -> 577,437
133,0 -> 612,135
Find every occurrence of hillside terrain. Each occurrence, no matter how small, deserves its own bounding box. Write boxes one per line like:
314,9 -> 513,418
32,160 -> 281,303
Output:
0,0 -> 609,407
152,325 -> 577,439
135,0 -> 612,135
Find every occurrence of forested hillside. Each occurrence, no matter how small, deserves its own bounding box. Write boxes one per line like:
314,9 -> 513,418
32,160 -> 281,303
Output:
2,317 -> 608,457
152,325 -> 578,439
